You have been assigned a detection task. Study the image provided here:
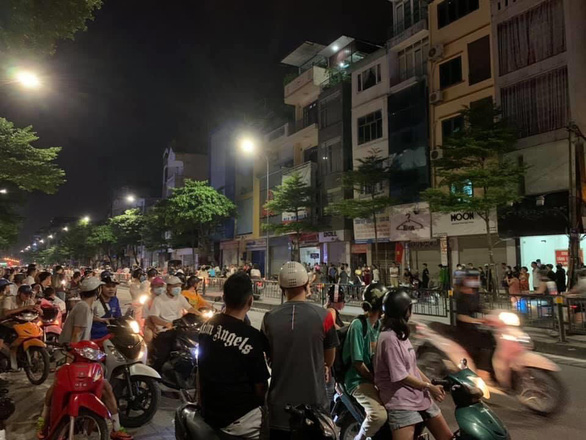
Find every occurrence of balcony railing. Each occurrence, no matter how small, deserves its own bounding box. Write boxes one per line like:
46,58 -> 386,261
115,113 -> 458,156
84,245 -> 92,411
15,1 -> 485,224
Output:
284,65 -> 328,99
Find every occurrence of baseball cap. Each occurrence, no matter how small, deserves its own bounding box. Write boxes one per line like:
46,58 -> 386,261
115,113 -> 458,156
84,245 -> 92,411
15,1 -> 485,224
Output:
150,276 -> 166,287
80,277 -> 105,292
0,279 -> 13,288
100,271 -> 119,285
18,284 -> 33,295
165,275 -> 182,285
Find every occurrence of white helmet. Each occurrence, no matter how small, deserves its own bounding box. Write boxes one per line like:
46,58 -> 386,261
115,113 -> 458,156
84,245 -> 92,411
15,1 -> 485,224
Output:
279,261 -> 309,289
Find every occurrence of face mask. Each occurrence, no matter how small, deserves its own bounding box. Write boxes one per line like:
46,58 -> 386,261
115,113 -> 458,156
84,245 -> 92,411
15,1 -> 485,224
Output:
153,287 -> 165,296
171,287 -> 181,296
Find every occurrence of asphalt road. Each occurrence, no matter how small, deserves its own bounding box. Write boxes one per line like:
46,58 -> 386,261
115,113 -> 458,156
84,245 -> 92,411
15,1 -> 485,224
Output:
4,306 -> 584,439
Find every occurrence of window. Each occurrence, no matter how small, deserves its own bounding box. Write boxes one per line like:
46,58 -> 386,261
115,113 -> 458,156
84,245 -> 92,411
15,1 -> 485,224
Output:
320,141 -> 343,175
439,57 -> 462,89
501,67 -> 568,138
450,180 -> 473,201
441,116 -> 464,141
358,110 -> 383,145
302,101 -> 318,128
498,0 -> 566,76
468,36 -> 491,85
437,0 -> 479,28
357,64 -> 382,92
397,38 -> 429,82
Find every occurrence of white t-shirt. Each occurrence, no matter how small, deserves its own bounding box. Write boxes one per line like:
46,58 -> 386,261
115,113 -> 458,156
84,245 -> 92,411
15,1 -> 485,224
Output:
25,276 -> 35,285
149,293 -> 191,332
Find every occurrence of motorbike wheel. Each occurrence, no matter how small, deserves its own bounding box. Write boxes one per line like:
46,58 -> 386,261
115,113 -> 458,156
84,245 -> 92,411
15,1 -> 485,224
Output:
339,414 -> 361,440
24,346 -> 50,385
417,347 -> 449,380
53,408 -> 109,440
46,333 -> 59,362
514,368 -> 566,416
113,376 -> 161,428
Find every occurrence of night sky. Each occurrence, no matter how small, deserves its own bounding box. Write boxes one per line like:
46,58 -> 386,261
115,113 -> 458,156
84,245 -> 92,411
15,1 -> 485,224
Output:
3,0 -> 391,249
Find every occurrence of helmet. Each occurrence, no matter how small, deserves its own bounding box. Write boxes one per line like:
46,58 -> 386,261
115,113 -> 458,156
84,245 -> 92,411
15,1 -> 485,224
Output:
278,261 -> 309,289
363,282 -> 388,311
382,288 -> 415,319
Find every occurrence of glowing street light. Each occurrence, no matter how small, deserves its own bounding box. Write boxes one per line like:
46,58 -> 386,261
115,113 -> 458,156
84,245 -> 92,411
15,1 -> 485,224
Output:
48,234 -> 54,239
39,239 -> 44,244
239,138 -> 256,154
0,189 -> 7,194
126,195 -> 136,203
62,226 -> 69,232
15,70 -> 41,89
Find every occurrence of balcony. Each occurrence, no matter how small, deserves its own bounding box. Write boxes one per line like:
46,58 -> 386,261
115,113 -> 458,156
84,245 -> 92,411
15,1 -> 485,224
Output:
284,65 -> 328,106
388,18 -> 428,51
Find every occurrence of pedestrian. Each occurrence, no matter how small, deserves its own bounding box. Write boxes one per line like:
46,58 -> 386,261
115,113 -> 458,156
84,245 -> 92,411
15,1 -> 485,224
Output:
363,266 -> 372,285
339,264 -> 349,285
519,267 -> 530,292
197,272 -> 269,439
261,262 -> 339,438
421,263 -> 430,289
372,264 -> 380,283
328,263 -> 338,283
555,264 -> 567,294
506,272 -> 520,295
389,262 -> 399,288
546,264 -> 556,282
531,261 -> 540,291
438,265 -> 449,291
375,289 -> 452,440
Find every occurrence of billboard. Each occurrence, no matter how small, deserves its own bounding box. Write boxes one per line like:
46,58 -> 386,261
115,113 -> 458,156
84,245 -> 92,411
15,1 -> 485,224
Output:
353,208 -> 392,243
431,210 -> 497,238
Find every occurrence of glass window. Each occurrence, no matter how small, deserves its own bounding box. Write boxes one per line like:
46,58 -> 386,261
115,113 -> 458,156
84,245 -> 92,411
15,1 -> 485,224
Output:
439,57 -> 462,89
357,110 -> 383,145
468,35 -> 491,85
358,64 -> 382,92
441,115 -> 464,141
450,180 -> 473,201
438,0 -> 479,29
303,101 -> 318,127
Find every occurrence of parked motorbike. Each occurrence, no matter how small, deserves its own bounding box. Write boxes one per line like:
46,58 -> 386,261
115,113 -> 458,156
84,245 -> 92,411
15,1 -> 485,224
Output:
0,311 -> 50,385
413,310 -> 565,415
38,301 -> 63,361
96,316 -> 161,428
332,360 -> 508,440
43,341 -> 110,440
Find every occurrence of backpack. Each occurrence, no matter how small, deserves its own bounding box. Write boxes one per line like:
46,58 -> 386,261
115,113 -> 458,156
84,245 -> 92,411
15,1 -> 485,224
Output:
332,315 -> 368,384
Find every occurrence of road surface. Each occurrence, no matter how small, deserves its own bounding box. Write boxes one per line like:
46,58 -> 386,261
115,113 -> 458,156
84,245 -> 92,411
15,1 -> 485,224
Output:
4,304 -> 583,439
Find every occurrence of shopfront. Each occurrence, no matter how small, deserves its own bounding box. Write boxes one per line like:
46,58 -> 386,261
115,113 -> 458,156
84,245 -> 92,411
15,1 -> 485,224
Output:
220,240 -> 240,267
245,239 -> 266,276
319,230 -> 350,265
298,233 -> 320,265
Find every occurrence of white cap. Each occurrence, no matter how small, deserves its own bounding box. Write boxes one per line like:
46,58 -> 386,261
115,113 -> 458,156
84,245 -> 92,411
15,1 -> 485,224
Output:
80,277 -> 105,292
165,275 -> 182,285
278,261 -> 309,289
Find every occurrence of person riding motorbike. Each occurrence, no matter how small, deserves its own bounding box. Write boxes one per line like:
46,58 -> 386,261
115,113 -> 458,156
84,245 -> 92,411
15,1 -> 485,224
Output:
147,275 -> 199,372
36,277 -> 133,440
342,283 -> 387,440
91,272 -> 122,339
181,276 -> 210,312
454,269 -> 493,378
375,288 -> 451,440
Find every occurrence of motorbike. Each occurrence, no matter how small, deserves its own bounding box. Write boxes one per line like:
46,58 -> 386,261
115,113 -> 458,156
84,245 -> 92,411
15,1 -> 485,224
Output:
413,310 -> 565,415
252,279 -> 264,300
38,301 -> 63,361
44,341 -> 110,440
0,311 -> 50,385
332,360 -> 508,440
95,316 -> 161,428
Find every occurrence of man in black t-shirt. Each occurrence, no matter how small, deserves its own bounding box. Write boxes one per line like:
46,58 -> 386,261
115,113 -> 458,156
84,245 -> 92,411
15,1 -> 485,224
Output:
198,272 -> 270,439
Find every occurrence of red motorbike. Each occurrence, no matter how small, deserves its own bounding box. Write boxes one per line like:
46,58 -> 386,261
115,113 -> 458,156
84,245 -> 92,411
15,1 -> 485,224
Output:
45,341 -> 111,440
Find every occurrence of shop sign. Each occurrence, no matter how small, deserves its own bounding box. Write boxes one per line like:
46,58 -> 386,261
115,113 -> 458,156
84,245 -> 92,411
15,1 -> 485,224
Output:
220,240 -> 239,250
390,203 -> 431,242
319,230 -> 344,242
431,210 -> 497,238
353,208 -> 391,243
555,249 -> 584,266
246,239 -> 266,249
310,253 -> 320,259
297,233 -> 319,246
351,244 -> 368,253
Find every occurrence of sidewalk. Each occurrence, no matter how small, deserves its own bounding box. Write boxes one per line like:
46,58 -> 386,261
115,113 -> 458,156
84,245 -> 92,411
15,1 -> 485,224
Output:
201,287 -> 586,359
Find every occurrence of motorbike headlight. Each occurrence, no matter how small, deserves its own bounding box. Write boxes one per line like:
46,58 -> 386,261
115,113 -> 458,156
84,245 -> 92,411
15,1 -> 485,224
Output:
498,312 -> 520,327
190,347 -> 199,360
128,319 -> 140,334
470,376 -> 491,400
75,347 -> 106,362
202,310 -> 214,319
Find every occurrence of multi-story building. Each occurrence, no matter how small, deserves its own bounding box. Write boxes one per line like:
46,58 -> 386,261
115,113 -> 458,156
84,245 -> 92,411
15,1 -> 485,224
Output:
490,0 -> 586,275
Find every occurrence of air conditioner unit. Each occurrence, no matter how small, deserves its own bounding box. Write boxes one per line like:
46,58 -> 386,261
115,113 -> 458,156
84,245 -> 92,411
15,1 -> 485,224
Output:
430,148 -> 443,161
429,91 -> 444,104
428,44 -> 444,61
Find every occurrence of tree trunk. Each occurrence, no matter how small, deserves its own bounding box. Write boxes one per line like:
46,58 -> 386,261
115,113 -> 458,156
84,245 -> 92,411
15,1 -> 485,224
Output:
191,232 -> 197,273
484,215 -> 497,296
372,211 -> 380,272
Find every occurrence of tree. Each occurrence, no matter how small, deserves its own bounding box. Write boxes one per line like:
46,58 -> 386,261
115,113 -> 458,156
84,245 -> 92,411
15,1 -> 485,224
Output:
422,104 -> 523,291
109,209 -> 145,266
0,119 -> 65,193
326,149 -> 394,270
87,224 -> 118,268
163,180 -> 236,268
60,221 -> 95,266
0,0 -> 102,56
0,201 -> 21,251
263,172 -> 316,262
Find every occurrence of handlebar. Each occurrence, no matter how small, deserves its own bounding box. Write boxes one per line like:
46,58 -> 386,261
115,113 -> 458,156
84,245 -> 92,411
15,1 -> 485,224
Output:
431,379 -> 451,389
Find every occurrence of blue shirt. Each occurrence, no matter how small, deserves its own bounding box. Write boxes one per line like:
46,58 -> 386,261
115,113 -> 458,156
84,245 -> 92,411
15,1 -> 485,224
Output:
91,296 -> 122,339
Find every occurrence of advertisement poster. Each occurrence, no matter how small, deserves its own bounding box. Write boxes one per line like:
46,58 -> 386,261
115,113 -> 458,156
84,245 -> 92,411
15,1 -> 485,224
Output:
353,208 -> 391,243
431,210 -> 497,238
390,203 -> 431,242
555,249 -> 583,266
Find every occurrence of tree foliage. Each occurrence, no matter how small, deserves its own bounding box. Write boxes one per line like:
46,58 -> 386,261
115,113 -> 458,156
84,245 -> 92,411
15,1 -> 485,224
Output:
87,224 -> 118,265
422,103 -> 524,275
0,0 -> 103,56
142,203 -> 169,252
326,149 -> 394,268
263,172 -> 316,262
109,209 -> 145,265
59,220 -> 95,265
163,179 -> 236,264
0,118 -> 65,194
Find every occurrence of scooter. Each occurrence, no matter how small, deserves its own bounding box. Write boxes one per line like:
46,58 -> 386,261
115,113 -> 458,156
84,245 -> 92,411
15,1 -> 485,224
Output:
332,360 -> 508,440
38,301 -> 63,361
413,310 -> 565,415
0,311 -> 50,385
44,341 -> 111,440
95,316 -> 161,428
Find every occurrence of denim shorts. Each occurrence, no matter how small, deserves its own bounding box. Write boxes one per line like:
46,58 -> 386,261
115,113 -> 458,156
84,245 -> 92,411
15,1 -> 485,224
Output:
387,402 -> 441,431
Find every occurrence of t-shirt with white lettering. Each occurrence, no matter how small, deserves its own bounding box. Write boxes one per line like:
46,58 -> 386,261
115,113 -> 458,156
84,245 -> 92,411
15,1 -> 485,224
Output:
149,293 -> 190,332
198,313 -> 270,429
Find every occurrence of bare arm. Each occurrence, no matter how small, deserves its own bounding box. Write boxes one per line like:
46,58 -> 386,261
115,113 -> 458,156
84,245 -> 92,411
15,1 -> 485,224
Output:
401,373 -> 445,402
324,347 -> 336,368
3,305 -> 35,317
456,314 -> 483,324
352,361 -> 374,383
71,326 -> 84,343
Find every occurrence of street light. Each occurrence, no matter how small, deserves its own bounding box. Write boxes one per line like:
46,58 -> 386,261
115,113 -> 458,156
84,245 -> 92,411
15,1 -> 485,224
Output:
0,189 -> 7,194
126,195 -> 136,203
81,216 -> 90,224
62,227 -> 69,232
48,235 -> 54,239
15,70 -> 41,89
239,137 -> 270,279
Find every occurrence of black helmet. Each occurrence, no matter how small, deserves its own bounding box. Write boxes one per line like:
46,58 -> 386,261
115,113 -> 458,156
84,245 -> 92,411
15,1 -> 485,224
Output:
363,282 -> 388,311
382,288 -> 415,319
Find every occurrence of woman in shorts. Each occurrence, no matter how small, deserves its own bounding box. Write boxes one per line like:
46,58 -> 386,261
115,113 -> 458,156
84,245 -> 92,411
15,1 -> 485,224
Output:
374,288 -> 452,440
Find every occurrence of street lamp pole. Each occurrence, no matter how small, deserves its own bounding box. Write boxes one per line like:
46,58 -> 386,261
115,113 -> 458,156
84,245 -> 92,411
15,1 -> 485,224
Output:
264,154 -> 270,279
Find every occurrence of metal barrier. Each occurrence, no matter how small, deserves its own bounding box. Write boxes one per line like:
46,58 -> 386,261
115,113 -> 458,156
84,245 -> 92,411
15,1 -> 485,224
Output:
566,296 -> 586,335
477,293 -> 557,330
202,277 -> 226,293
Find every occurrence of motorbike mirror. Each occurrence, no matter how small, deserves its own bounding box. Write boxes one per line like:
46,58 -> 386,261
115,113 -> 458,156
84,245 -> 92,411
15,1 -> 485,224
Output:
459,358 -> 468,370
